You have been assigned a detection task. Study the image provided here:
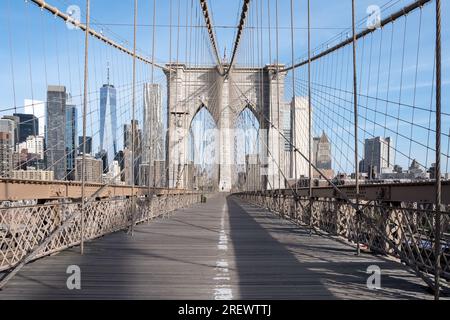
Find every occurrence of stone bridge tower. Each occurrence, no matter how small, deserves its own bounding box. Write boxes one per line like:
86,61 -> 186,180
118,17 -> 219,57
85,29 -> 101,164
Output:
165,64 -> 288,191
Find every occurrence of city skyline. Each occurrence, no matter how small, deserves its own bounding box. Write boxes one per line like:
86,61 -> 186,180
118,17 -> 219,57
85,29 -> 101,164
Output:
0,0 -> 448,186
1,0 -> 448,177
0,0 -> 448,302
1,81 -> 448,186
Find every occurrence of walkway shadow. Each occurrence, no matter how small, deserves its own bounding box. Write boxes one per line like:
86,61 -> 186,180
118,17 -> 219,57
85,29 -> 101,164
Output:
1,196 -> 436,300
226,196 -> 335,299
226,196 -> 433,300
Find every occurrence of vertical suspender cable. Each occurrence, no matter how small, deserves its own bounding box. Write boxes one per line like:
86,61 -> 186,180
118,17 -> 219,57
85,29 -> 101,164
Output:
80,0 -> 90,255
169,0 -> 175,188
259,0 -> 266,191
7,0 -> 17,113
149,0 -> 156,192
175,0 -> 182,188
275,0 -> 281,197
351,0 -> 361,256
130,0 -> 138,235
308,0 -> 314,235
227,0 -> 250,76
267,0 -> 273,191
183,0 -> 190,189
290,0 -> 297,200
434,0 -> 442,301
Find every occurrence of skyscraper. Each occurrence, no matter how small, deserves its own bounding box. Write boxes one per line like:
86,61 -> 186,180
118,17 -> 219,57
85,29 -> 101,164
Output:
280,106 -> 293,182
114,150 -> 125,182
124,123 -> 132,151
1,116 -> 19,149
124,121 -> 141,151
24,100 -> 45,137
95,149 -> 108,174
123,148 -> 133,186
142,83 -> 164,186
124,120 -> 142,185
313,132 -> 332,170
153,160 -> 166,188
99,69 -> 118,168
46,85 -> 67,181
362,137 -> 392,177
0,118 -> 17,148
78,136 -> 93,155
143,83 -> 164,161
291,97 -> 311,179
246,154 -> 261,191
282,108 -> 292,152
66,105 -> 78,180
13,113 -> 39,144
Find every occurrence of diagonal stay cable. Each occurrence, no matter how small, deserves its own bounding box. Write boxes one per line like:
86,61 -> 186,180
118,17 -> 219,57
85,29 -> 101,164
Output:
229,79 -> 358,211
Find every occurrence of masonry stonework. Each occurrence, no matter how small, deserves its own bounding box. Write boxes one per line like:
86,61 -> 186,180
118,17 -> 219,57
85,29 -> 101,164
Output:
165,64 -> 288,191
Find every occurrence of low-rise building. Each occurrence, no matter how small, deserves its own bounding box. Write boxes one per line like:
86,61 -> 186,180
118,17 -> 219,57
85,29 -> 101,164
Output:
75,154 -> 103,183
0,132 -> 13,177
11,170 -> 54,181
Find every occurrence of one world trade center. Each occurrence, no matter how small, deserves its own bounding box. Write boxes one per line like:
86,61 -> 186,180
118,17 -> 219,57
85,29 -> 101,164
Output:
99,67 -> 118,168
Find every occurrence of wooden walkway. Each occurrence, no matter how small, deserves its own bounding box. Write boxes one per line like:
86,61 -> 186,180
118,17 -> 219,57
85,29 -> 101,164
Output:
0,194 -> 435,300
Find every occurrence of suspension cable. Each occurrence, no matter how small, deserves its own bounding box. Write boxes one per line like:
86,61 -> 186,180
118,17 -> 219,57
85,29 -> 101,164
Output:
281,0 -> 432,73
434,0 -> 442,301
351,0 -> 361,256
227,0 -> 251,76
80,0 -> 90,255
29,0 -> 168,71
199,0 -> 223,74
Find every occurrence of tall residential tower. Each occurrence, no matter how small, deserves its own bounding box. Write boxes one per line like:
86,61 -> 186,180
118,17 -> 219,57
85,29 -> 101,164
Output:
66,104 -> 78,180
141,83 -> 164,186
46,86 -> 67,181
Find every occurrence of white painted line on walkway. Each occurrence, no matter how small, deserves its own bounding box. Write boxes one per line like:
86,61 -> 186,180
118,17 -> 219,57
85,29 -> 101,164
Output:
214,202 -> 233,300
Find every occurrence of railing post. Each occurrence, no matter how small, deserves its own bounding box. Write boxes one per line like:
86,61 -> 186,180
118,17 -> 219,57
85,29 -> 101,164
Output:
335,200 -> 346,238
309,198 -> 315,235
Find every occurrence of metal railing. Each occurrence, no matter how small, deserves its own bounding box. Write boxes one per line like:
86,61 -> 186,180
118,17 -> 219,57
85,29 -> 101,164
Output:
236,191 -> 450,292
0,191 -> 201,272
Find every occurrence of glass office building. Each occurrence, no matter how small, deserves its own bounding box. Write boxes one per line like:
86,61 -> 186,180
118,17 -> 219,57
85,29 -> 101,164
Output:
99,82 -> 118,168
66,105 -> 78,180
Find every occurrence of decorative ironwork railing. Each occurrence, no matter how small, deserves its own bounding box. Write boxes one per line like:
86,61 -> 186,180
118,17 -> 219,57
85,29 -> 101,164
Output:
0,192 -> 201,272
237,191 -> 449,291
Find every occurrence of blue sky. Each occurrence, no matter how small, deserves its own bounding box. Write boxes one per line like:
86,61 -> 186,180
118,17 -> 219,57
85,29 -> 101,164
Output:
0,0 -> 449,174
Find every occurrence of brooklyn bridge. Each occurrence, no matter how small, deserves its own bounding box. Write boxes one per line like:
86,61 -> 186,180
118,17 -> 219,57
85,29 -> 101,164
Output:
0,0 -> 449,300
